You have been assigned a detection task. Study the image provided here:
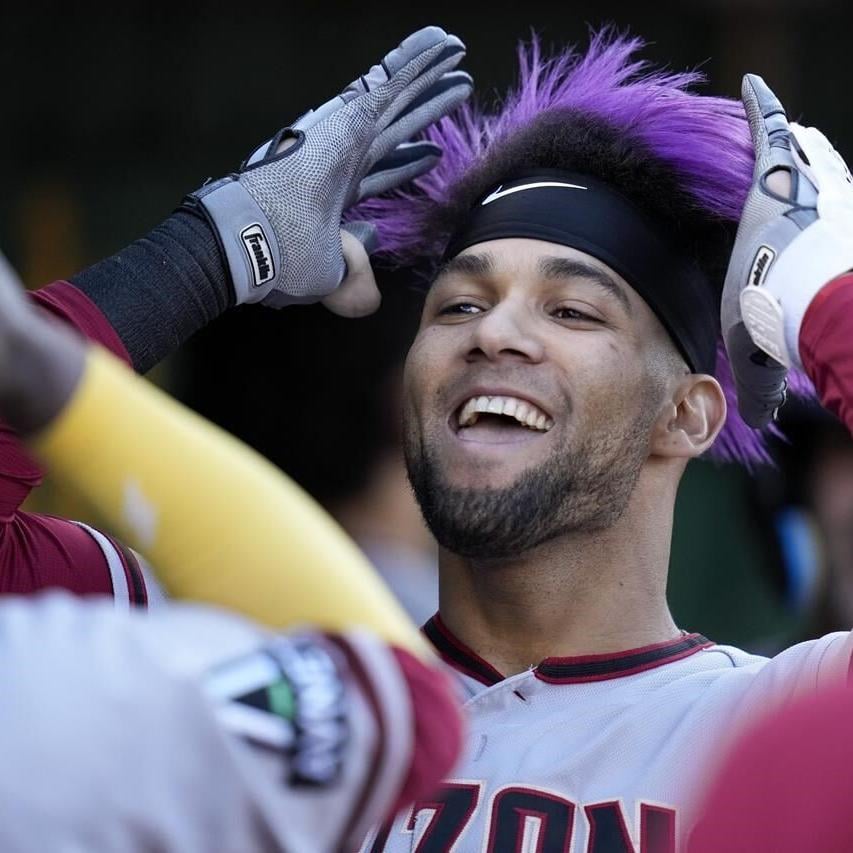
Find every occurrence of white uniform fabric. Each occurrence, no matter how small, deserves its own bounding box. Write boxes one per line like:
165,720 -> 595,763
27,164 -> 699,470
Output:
0,594 -> 413,853
365,617 -> 853,853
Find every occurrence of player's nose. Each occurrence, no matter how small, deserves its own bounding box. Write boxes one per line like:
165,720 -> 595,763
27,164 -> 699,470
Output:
464,298 -> 545,364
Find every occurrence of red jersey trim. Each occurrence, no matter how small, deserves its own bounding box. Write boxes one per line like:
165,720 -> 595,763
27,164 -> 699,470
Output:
423,614 -> 712,686
535,633 -> 713,684
422,615 -> 505,686
327,635 -> 388,851
105,535 -> 148,607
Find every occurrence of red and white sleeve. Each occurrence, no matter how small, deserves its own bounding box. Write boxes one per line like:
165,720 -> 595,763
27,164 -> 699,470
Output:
799,272 -> 853,434
0,281 -> 149,602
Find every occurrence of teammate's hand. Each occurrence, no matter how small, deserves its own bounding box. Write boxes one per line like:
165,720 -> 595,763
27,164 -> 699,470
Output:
722,74 -> 853,428
187,26 -> 472,314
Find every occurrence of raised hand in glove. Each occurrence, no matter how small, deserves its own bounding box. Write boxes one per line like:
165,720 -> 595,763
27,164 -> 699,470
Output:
188,26 -> 472,316
722,74 -> 853,427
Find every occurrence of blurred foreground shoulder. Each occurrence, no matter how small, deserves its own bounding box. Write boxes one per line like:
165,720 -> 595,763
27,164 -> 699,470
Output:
0,596 -> 460,852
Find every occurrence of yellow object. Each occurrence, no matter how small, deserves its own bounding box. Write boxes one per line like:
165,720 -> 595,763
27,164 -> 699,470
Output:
34,346 -> 427,656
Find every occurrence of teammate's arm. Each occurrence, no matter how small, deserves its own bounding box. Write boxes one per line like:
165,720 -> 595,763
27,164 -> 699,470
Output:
722,76 -> 853,685
722,75 -> 853,431
61,27 -> 471,373
0,260 -> 141,600
0,27 -> 471,601
0,244 -> 462,844
0,234 -> 461,842
0,263 -> 427,654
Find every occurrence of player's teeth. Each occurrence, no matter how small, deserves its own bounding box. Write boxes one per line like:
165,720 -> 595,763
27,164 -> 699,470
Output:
458,398 -> 478,426
457,400 -> 469,426
457,395 -> 553,431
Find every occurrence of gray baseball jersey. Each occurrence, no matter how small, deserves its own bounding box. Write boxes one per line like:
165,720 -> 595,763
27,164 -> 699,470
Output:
0,594 -> 413,852
364,615 -> 852,853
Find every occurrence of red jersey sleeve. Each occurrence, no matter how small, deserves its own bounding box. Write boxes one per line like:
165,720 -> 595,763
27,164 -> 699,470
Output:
389,647 -> 462,812
0,280 -> 132,520
30,281 -> 132,361
0,281 -> 134,599
689,686 -> 853,852
799,272 -> 853,434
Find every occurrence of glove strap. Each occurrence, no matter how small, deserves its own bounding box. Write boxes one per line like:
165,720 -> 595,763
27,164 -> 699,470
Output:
740,275 -> 791,368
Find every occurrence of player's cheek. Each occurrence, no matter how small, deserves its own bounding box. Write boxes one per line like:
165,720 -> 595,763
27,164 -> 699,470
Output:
403,332 -> 445,415
574,361 -> 639,424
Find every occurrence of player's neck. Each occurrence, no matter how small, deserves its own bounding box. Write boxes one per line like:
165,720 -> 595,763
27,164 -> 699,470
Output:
436,484 -> 679,677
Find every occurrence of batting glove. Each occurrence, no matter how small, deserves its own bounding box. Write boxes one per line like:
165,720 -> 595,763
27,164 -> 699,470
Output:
188,26 -> 472,310
722,74 -> 853,427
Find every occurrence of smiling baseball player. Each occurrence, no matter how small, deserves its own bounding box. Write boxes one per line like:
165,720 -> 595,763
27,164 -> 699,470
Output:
348,34 -> 853,852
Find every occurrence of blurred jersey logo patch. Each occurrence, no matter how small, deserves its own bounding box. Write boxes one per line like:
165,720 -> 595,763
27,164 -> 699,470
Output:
206,634 -> 348,787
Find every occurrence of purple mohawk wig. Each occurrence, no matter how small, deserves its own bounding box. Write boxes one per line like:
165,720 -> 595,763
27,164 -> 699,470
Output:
352,30 -> 813,465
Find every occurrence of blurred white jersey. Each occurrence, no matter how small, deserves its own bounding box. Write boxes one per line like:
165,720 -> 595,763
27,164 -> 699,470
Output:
0,595 -> 414,853
364,615 -> 853,853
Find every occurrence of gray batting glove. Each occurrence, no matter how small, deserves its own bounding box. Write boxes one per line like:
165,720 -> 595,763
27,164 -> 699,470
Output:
722,74 -> 853,427
188,26 -> 472,309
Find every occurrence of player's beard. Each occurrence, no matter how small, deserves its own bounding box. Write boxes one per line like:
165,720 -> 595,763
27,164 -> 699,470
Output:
404,408 -> 655,560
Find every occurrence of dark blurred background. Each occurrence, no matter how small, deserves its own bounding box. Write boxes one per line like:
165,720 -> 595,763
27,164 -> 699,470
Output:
4,0 -> 853,647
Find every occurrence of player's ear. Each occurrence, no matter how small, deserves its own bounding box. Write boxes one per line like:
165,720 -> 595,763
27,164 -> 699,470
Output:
650,373 -> 727,459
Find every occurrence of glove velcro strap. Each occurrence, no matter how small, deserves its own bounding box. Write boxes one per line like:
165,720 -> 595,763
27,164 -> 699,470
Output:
191,178 -> 283,305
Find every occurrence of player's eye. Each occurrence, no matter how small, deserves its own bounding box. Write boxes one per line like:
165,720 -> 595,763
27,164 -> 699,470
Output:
438,301 -> 484,317
552,306 -> 603,323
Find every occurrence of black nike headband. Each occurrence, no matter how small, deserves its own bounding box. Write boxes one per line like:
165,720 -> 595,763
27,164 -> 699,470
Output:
443,170 -> 718,374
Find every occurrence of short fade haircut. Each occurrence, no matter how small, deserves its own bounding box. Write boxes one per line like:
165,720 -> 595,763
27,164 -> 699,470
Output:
350,31 -> 813,465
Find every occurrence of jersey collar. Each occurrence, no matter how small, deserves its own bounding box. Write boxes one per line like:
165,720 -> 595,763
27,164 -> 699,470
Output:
422,614 -> 712,686
423,613 -> 505,686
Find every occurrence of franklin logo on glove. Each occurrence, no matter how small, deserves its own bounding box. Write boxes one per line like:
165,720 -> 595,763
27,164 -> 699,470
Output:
749,245 -> 776,288
241,224 -> 275,288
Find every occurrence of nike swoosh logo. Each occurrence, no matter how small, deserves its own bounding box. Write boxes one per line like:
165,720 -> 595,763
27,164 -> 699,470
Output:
481,181 -> 588,206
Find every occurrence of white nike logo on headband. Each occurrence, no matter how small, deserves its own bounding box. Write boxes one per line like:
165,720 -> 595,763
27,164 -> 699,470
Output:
481,181 -> 588,206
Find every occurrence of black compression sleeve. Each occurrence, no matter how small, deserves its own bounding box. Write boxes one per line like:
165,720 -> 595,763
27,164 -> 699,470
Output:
71,208 -> 234,373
